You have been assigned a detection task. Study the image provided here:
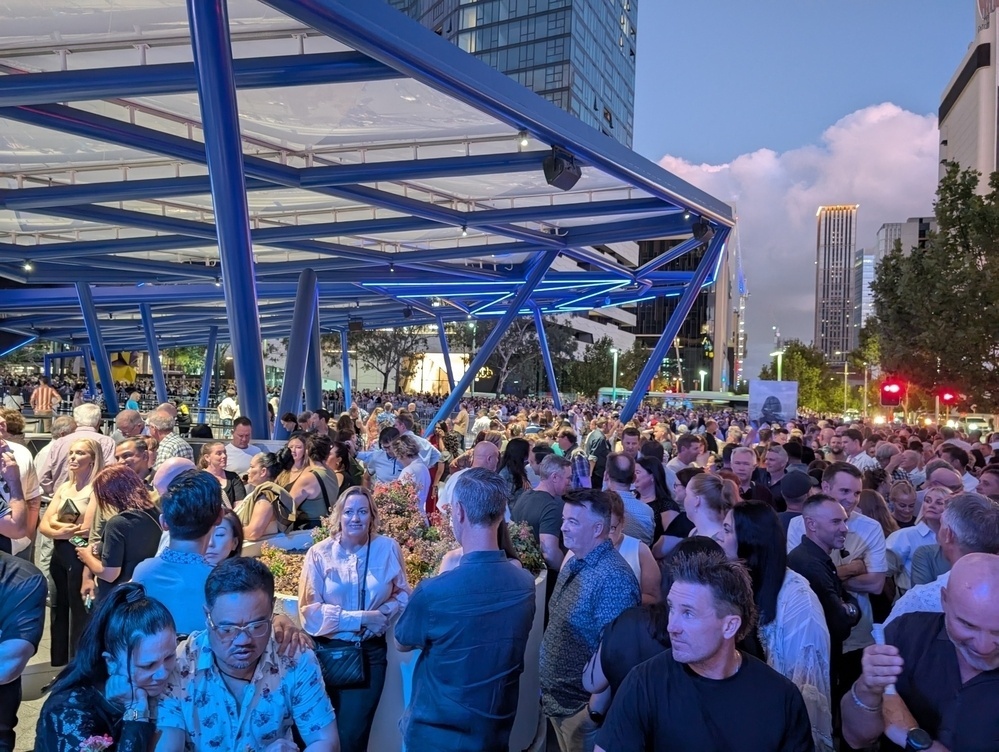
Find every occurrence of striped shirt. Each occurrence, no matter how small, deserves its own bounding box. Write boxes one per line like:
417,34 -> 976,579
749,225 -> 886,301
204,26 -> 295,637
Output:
30,384 -> 60,414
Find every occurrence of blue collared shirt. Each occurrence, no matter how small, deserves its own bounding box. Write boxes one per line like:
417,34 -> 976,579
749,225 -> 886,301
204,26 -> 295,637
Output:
357,449 -> 401,484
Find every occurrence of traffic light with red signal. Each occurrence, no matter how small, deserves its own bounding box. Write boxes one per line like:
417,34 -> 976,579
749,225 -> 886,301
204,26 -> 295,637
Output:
880,379 -> 903,407
939,388 -> 958,406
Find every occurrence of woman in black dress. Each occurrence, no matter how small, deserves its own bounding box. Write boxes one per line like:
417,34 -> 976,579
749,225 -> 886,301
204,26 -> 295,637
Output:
35,583 -> 176,752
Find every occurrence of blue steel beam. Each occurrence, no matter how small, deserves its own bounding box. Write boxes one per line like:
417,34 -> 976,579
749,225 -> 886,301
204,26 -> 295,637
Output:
305,294 -> 323,415
636,235 -> 704,276
187,0 -> 272,439
0,151 -> 550,214
436,313 -> 456,392
620,228 -> 730,423
255,0 -> 734,227
340,330 -> 352,410
423,249 -> 558,436
565,214 -> 698,247
140,304 -> 168,404
43,351 -> 83,379
197,327 -> 219,424
76,283 -> 119,413
80,346 -> 99,399
531,303 -> 562,412
274,269 -> 318,440
0,52 -> 401,107
1,104 -> 567,250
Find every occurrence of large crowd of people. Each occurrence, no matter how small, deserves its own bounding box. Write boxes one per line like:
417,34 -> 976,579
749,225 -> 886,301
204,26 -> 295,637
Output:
1,371 -> 998,751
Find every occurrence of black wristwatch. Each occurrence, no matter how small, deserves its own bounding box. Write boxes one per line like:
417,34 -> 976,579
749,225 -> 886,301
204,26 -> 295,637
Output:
905,727 -> 932,750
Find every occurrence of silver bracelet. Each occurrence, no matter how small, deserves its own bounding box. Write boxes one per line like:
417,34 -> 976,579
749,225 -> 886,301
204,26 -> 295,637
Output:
850,682 -> 881,713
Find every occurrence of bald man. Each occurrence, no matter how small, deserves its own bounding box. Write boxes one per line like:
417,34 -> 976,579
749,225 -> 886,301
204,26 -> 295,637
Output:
843,553 -> 999,750
438,442 -> 502,514
470,441 -> 500,473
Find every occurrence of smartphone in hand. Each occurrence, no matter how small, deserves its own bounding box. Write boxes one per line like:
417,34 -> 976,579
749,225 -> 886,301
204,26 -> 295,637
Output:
70,535 -> 89,548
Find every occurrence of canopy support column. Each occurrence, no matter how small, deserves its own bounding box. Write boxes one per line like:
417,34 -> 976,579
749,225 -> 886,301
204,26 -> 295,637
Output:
76,282 -> 119,414
186,0 -> 269,437
140,303 -> 168,404
531,303 -> 562,412
80,345 -> 98,400
305,299 -> 323,412
436,313 -> 456,392
275,269 -> 318,441
197,326 -> 218,424
423,250 -> 558,436
621,228 -> 729,423
340,330 -> 352,410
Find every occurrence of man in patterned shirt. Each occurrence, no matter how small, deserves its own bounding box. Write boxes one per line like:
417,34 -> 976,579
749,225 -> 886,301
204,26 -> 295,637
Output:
541,489 -> 640,752
557,428 -> 591,490
154,557 -> 339,751
146,409 -> 193,471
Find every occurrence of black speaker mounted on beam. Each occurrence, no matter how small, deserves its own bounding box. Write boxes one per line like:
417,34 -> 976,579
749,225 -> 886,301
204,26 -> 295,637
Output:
543,146 -> 581,192
348,318 -> 364,332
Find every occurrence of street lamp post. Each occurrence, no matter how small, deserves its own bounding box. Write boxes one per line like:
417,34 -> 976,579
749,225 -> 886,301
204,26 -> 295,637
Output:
698,369 -> 707,392
611,347 -> 619,402
468,321 -> 477,398
862,361 -> 868,419
769,350 -> 784,381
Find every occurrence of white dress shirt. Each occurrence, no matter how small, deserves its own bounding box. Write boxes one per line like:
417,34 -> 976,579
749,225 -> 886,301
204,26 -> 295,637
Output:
885,521 -> 937,589
298,533 -> 410,640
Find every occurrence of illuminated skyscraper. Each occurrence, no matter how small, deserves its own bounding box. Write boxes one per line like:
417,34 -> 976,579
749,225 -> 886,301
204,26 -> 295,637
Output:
814,205 -> 859,362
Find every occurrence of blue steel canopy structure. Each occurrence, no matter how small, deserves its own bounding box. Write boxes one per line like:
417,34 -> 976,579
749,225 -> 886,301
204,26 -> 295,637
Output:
0,0 -> 734,433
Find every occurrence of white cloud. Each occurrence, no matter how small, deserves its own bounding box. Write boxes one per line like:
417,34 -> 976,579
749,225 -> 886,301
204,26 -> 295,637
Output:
657,103 -> 940,377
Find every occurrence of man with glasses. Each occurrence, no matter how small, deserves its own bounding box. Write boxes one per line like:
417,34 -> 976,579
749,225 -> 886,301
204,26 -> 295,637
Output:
155,557 -> 339,752
357,426 -> 401,487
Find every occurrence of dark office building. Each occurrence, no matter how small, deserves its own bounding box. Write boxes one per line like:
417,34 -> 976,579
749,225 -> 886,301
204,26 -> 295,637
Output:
388,0 -> 638,146
633,239 -> 734,392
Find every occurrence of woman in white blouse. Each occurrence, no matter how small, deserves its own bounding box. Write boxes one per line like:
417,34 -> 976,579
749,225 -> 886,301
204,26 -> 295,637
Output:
299,486 -> 410,752
391,434 -> 432,520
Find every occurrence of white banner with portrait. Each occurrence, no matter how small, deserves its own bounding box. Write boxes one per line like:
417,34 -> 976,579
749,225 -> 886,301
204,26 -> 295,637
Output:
749,380 -> 798,425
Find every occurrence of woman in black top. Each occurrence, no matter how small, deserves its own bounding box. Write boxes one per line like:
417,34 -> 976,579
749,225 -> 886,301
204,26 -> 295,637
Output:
76,465 -> 162,603
199,441 -> 246,507
35,583 -> 176,752
635,457 -> 692,542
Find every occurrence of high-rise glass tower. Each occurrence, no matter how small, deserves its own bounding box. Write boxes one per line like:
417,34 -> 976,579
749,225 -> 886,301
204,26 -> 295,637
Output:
388,0 -> 638,147
814,205 -> 859,362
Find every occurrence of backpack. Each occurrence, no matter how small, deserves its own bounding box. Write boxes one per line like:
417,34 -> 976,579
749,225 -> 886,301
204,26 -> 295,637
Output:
236,481 -> 300,533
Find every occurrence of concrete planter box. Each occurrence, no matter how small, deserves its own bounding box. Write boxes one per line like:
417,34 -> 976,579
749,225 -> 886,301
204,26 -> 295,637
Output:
274,569 -> 547,752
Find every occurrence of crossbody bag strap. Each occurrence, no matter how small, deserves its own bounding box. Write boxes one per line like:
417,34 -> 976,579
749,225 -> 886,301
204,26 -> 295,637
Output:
357,540 -> 371,643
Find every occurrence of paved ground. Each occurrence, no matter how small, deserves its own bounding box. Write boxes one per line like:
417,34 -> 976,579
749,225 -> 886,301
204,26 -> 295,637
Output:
14,609 -> 58,752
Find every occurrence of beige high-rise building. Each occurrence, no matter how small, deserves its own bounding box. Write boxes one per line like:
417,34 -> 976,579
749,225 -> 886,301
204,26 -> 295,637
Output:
814,205 -> 859,363
938,1 -> 999,191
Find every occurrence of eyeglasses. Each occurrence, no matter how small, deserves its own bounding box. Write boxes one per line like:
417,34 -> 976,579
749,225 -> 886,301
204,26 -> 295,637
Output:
206,613 -> 272,641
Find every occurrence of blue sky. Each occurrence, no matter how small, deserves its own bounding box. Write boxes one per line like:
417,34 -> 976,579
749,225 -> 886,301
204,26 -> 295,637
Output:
630,1 -> 971,376
634,1 -> 970,164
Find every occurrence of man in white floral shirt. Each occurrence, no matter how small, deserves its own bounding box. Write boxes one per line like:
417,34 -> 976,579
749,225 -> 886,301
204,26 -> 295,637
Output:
154,558 -> 339,752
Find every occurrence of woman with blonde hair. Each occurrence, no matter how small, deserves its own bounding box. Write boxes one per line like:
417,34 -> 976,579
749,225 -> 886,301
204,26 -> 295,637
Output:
299,486 -> 410,752
682,472 -> 738,559
39,438 -> 104,666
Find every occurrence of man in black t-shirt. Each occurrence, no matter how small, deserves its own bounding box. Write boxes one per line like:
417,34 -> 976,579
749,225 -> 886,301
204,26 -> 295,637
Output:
510,454 -> 569,574
596,551 -> 813,752
0,551 -> 47,752
842,553 -> 999,751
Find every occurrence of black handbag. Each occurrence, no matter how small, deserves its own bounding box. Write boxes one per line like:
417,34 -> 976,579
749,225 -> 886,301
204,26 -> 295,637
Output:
314,541 -> 370,690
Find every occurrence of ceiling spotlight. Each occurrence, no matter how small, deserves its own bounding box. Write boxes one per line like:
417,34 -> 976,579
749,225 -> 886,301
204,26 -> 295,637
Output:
108,312 -> 114,320
461,225 -> 468,237
683,211 -> 691,220
214,276 -> 222,287
403,306 -> 413,319
389,263 -> 396,273
22,261 -> 32,272
518,130 -> 529,147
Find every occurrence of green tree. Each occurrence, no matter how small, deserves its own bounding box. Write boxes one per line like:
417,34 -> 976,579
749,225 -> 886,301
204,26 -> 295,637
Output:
162,345 -> 208,375
758,339 -> 841,413
870,161 -> 999,409
565,337 -> 615,398
616,341 -> 651,390
350,327 -> 427,392
0,340 -> 49,367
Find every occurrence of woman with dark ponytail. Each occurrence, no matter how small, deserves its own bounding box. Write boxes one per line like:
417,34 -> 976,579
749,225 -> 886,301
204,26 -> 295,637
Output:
35,583 -> 176,752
